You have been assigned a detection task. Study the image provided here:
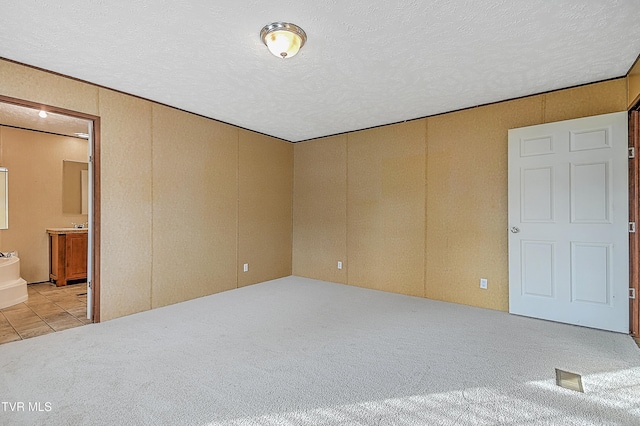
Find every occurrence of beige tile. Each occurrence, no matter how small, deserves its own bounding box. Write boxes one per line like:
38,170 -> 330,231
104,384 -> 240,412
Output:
32,311 -> 65,322
0,303 -> 30,313
26,297 -> 58,307
24,294 -> 49,304
3,309 -> 39,324
18,325 -> 54,339
66,306 -> 87,318
0,331 -> 21,344
62,288 -> 85,298
0,324 -> 17,337
28,283 -> 57,295
2,304 -> 34,314
54,299 -> 84,311
7,315 -> 47,331
41,312 -> 71,322
29,282 -> 54,289
47,316 -> 83,332
28,303 -> 65,317
0,322 -> 17,333
45,293 -> 69,302
26,286 -> 41,295
0,281 -> 88,345
12,316 -> 49,331
0,312 -> 11,326
58,285 -> 85,295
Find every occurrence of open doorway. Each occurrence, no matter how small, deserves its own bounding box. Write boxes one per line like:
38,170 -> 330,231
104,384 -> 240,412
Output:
0,95 -> 100,344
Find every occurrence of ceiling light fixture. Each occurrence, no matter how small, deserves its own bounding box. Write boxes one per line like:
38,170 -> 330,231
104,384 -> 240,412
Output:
260,22 -> 306,59
38,110 -> 47,118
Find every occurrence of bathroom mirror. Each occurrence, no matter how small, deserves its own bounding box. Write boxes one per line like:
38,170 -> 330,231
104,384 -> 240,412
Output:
62,160 -> 88,214
0,168 -> 7,230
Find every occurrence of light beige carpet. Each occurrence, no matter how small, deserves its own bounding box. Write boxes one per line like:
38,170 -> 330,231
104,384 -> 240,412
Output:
1,276 -> 639,425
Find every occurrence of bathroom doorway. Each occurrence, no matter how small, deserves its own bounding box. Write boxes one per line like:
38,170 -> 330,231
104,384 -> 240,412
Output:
0,95 -> 100,326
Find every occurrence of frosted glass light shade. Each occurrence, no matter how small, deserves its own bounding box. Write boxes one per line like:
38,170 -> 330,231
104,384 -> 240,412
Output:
260,22 -> 306,59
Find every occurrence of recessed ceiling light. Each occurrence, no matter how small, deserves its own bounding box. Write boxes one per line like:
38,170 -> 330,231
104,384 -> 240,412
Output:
38,110 -> 47,118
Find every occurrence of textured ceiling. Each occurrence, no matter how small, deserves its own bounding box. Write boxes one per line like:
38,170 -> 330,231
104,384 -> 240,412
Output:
0,102 -> 89,138
0,1 -> 639,142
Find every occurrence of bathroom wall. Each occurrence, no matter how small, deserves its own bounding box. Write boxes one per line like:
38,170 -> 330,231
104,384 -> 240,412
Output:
293,78 -> 628,312
0,58 -> 293,321
0,126 -> 88,283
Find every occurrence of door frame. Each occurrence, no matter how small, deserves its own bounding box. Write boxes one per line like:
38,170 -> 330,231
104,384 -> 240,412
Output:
0,94 -> 102,323
630,102 -> 640,337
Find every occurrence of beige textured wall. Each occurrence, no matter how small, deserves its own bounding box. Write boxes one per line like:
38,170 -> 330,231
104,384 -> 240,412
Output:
544,79 -> 627,123
293,135 -> 347,284
0,56 -> 630,319
151,104 -> 238,308
631,75 -> 640,107
630,59 -> 640,107
238,130 -> 293,287
0,127 -> 88,283
348,121 -> 427,297
97,88 -> 153,319
426,97 -> 543,310
0,59 -> 293,321
293,78 -> 627,311
0,61 -> 99,115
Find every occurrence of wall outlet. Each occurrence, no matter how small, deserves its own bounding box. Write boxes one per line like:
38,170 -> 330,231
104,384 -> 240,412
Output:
243,263 -> 249,272
480,278 -> 488,289
337,261 -> 343,270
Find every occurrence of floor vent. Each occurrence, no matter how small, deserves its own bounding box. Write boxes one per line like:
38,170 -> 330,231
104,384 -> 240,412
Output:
555,368 -> 584,392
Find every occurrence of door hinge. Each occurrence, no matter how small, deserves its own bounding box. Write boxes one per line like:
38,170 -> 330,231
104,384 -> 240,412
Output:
630,222 -> 636,233
630,147 -> 636,159
631,288 -> 636,300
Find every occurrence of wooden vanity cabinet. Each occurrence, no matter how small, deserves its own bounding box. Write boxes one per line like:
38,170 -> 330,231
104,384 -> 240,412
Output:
47,229 -> 88,287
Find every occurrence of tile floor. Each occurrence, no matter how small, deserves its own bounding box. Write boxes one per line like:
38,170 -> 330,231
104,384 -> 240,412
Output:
0,282 -> 90,345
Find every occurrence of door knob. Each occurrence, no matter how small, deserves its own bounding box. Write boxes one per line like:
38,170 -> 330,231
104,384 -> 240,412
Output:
510,226 -> 520,233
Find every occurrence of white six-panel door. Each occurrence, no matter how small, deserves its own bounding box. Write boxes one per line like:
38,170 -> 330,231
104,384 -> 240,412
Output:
508,112 -> 628,333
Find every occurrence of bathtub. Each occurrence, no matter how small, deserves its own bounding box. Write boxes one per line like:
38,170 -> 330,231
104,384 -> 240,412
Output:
0,256 -> 27,309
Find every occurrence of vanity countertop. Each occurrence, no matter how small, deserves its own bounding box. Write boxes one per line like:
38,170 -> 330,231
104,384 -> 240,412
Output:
46,228 -> 89,235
